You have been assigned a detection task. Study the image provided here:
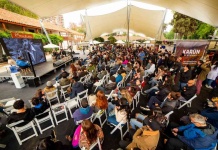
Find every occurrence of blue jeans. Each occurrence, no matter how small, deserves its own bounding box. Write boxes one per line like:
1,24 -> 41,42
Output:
130,114 -> 146,129
107,115 -> 119,125
108,102 -> 115,113
206,79 -> 214,86
147,96 -> 161,109
180,82 -> 187,90
145,86 -> 159,94
149,77 -> 159,87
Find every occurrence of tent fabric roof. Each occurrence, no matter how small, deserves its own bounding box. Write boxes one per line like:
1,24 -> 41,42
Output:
84,6 -> 165,40
8,0 -> 218,26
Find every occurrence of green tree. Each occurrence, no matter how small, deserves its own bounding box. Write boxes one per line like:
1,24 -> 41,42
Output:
171,12 -> 199,39
49,34 -> 63,45
194,23 -> 215,39
164,30 -> 175,39
93,37 -> 104,42
108,36 -> 117,44
0,0 -> 38,19
0,30 -> 11,38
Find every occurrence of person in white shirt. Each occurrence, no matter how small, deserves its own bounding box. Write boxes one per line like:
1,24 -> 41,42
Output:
144,59 -> 155,77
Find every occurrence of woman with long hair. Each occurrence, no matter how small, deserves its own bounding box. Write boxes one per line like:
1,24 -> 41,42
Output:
120,88 -> 133,104
79,120 -> 104,149
93,90 -> 108,112
69,119 -> 104,149
69,63 -> 77,78
107,98 -> 130,126
206,61 -> 218,89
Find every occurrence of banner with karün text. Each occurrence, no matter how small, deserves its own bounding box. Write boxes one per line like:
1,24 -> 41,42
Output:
175,40 -> 209,66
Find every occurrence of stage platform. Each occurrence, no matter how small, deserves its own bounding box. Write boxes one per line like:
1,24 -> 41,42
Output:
0,58 -> 72,80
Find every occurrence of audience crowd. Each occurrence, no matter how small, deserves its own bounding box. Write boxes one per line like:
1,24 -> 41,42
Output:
1,44 -> 218,150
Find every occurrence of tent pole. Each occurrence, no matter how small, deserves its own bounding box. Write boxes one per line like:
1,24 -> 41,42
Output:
39,19 -> 52,44
86,10 -> 93,44
156,9 -> 167,40
126,0 -> 130,47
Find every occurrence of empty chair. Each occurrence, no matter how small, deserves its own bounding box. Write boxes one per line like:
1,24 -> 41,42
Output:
51,103 -> 69,125
34,109 -> 55,134
45,89 -> 60,106
6,120 -> 38,145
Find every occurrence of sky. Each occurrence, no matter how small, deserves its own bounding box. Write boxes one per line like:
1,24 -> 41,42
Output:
63,1 -> 173,36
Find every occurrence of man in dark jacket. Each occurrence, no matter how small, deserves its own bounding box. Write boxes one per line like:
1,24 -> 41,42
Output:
180,80 -> 197,101
7,99 -> 35,125
201,97 -> 218,129
69,76 -> 85,99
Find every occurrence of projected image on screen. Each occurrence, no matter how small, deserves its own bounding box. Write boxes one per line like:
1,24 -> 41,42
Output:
1,38 -> 46,65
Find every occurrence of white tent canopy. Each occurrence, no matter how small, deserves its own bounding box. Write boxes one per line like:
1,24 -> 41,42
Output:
115,40 -> 125,44
9,0 -> 218,26
132,40 -> 140,44
84,5 -> 165,40
90,40 -> 101,44
43,43 -> 59,48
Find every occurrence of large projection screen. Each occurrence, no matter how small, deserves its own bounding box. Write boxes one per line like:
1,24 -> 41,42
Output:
0,38 -> 46,65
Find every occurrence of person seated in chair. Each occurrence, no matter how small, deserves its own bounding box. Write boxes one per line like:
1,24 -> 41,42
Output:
31,97 -> 49,115
165,113 -> 216,150
69,76 -> 85,99
59,72 -> 70,87
201,97 -> 218,129
16,56 -> 30,69
72,98 -> 93,123
116,70 -> 123,84
56,68 -> 69,81
179,80 -> 197,101
7,99 -> 35,125
43,81 -> 57,99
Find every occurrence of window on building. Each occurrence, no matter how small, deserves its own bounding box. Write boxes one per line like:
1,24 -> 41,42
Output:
28,29 -> 35,33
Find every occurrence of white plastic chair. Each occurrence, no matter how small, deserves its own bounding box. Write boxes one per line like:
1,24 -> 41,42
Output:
110,120 -> 129,140
77,89 -> 89,107
92,109 -> 107,127
165,111 -> 174,126
178,94 -> 197,109
106,90 -> 114,100
45,89 -> 60,107
79,76 -> 86,84
34,109 -> 55,134
51,103 -> 69,125
65,98 -> 78,118
6,120 -> 38,145
89,137 -> 102,150
60,84 -> 71,101
134,91 -> 140,107
94,75 -> 106,92
76,114 -> 93,125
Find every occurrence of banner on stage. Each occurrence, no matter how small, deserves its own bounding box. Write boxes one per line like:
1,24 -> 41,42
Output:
175,40 -> 209,65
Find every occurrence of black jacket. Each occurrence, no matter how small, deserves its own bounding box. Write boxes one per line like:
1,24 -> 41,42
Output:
182,85 -> 197,100
7,108 -> 35,125
180,70 -> 192,83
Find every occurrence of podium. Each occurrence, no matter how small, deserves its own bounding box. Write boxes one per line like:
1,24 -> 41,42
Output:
10,72 -> 25,89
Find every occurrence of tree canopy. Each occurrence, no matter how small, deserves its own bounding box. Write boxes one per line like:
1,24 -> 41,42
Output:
108,36 -> 117,44
0,0 -> 38,19
164,12 -> 216,39
93,37 -> 104,42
